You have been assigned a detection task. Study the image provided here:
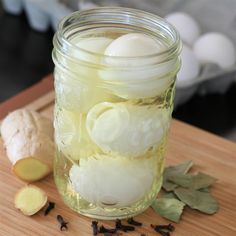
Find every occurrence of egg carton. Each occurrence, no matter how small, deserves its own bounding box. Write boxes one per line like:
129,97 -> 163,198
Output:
1,0 -> 74,32
91,0 -> 236,107
2,0 -> 236,107
175,64 -> 236,107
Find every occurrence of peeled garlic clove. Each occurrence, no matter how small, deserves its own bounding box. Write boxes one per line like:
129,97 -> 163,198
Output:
69,154 -> 154,207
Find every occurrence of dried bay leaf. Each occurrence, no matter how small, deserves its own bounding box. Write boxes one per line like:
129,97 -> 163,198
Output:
152,198 -> 185,223
174,187 -> 219,214
168,173 -> 193,188
163,160 -> 193,191
169,172 -> 217,190
192,172 -> 217,189
161,192 -> 178,199
199,188 -> 210,193
162,181 -> 178,192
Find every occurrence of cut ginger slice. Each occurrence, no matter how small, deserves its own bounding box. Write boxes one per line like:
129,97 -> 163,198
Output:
14,185 -> 47,216
13,157 -> 51,182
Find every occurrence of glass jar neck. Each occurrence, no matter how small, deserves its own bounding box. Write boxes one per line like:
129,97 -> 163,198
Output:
53,7 -> 181,70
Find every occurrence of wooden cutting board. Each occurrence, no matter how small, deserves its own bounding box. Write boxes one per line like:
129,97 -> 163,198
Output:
0,91 -> 236,236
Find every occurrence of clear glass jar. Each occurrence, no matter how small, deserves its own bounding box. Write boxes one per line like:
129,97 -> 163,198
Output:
53,7 -> 181,220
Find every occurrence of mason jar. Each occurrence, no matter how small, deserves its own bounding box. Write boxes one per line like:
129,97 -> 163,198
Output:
52,7 -> 181,220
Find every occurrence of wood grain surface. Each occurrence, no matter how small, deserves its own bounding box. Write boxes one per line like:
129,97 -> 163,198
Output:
0,91 -> 236,236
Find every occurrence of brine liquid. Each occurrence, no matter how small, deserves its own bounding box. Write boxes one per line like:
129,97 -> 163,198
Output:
54,86 -> 175,219
53,28 -> 176,219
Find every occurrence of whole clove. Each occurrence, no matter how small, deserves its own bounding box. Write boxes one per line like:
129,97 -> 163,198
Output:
151,225 -> 170,236
103,233 -> 123,236
115,219 -> 135,232
57,215 -> 68,231
127,217 -> 142,226
91,221 -> 98,235
103,233 -> 122,236
156,224 -> 175,232
44,201 -> 55,216
99,225 -> 117,234
151,224 -> 171,236
103,233 -> 113,236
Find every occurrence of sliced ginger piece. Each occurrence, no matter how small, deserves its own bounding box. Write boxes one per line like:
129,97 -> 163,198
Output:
14,185 -> 47,216
13,157 -> 51,182
0,109 -> 54,182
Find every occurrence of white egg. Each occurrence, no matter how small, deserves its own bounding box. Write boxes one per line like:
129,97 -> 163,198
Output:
73,37 -> 113,62
78,1 -> 99,10
99,33 -> 176,98
86,102 -> 170,157
69,154 -> 154,207
55,37 -> 117,113
54,107 -> 98,160
104,33 -> 166,59
165,12 -> 200,46
177,44 -> 200,85
193,32 -> 236,69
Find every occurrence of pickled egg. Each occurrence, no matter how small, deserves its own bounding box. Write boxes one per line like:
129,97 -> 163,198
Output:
73,37 -> 113,62
99,33 -> 176,98
104,33 -> 165,59
69,154 -> 154,207
56,36 -> 118,113
86,102 -> 169,157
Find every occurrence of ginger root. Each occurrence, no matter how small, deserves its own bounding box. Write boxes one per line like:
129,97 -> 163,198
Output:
0,109 -> 54,182
14,185 -> 47,216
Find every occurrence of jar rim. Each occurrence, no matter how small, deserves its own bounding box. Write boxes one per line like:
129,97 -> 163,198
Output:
55,7 -> 181,66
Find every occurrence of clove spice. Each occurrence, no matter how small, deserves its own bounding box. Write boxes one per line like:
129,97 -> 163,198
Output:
103,233 -> 113,236
151,225 -> 170,236
44,202 -> 55,216
127,217 -> 142,226
115,219 -> 135,232
91,221 -> 98,235
151,224 -> 175,236
57,215 -> 68,231
102,233 -> 122,236
156,224 -> 175,232
99,225 -> 117,234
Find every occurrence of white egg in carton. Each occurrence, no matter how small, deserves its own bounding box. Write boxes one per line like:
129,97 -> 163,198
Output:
165,12 -> 236,107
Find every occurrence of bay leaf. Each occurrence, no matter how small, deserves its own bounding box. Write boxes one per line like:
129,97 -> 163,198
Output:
169,172 -> 217,190
192,172 -> 217,189
162,180 -> 178,192
168,173 -> 192,188
163,160 -> 193,191
161,192 -> 178,199
152,198 -> 185,223
199,188 -> 210,193
174,187 -> 219,214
